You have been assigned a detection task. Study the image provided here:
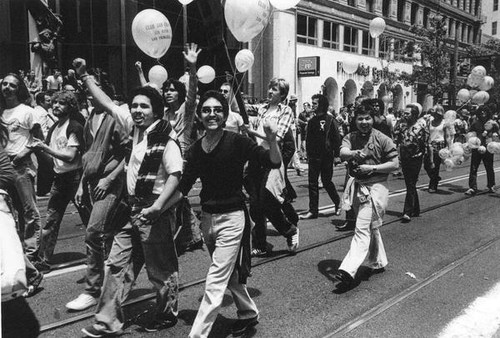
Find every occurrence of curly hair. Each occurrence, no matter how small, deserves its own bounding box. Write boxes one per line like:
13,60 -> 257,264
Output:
128,85 -> 165,119
52,90 -> 80,117
162,78 -> 187,105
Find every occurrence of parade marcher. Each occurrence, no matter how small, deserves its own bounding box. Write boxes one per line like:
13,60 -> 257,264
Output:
0,73 -> 44,266
246,78 -> 299,256
78,80 -> 182,337
34,91 -> 56,139
423,105 -> 447,193
45,69 -> 63,92
28,91 -> 85,271
465,105 -> 496,195
164,90 -> 281,338
66,62 -> 129,312
300,94 -> 342,220
394,104 -> 430,222
333,104 -> 399,291
220,82 -> 246,135
297,102 -> 311,160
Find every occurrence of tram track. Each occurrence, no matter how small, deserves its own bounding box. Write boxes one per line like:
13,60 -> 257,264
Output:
39,167 -> 499,334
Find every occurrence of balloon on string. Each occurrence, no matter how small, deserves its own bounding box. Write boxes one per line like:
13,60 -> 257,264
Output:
450,142 -> 464,157
478,145 -> 487,154
487,142 -> 500,154
148,65 -> 168,88
457,88 -> 470,102
469,89 -> 478,98
369,17 -> 386,38
224,0 -> 272,42
438,148 -> 452,160
132,9 -> 172,59
177,0 -> 194,4
462,143 -> 472,155
469,66 -> 486,88
343,59 -> 359,74
269,0 -> 300,10
467,136 -> 481,149
479,76 -> 494,91
235,49 -> 255,73
444,158 -> 455,171
197,65 -> 216,84
471,91 -> 490,105
453,155 -> 465,166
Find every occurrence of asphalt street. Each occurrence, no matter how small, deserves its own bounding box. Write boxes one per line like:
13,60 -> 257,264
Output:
30,159 -> 500,338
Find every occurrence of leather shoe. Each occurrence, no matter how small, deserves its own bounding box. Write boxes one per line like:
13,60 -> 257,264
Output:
299,212 -> 318,220
401,214 -> 411,223
232,315 -> 259,336
332,269 -> 354,291
336,221 -> 355,231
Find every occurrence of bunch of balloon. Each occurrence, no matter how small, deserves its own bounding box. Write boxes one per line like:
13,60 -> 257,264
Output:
457,65 -> 494,106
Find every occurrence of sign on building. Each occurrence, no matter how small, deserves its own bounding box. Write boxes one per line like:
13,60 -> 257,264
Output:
298,56 -> 320,77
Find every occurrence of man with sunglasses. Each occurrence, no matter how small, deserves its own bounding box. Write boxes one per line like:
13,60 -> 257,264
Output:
219,83 -> 246,135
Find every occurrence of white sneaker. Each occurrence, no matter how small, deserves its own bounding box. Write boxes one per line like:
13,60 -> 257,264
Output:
287,228 -> 300,253
66,293 -> 97,311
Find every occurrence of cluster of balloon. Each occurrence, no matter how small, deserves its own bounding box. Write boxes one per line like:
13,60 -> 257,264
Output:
235,49 -> 255,73
132,9 -> 172,59
457,65 -> 494,105
148,65 -> 168,88
369,17 -> 386,38
197,65 -> 216,84
224,0 -> 272,42
343,59 -> 359,74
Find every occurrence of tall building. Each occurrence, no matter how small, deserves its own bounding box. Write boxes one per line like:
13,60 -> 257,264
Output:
481,0 -> 500,40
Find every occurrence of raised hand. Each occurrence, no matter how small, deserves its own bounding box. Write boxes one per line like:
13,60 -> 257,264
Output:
134,61 -> 143,72
182,43 -> 202,65
72,58 -> 87,77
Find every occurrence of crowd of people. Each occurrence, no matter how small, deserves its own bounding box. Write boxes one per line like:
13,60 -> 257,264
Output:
1,43 -> 498,337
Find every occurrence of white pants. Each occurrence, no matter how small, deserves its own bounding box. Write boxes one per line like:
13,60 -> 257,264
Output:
189,210 -> 258,338
339,185 -> 388,278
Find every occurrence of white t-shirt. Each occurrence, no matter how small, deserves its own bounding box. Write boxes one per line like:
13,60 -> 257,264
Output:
126,120 -> 183,196
46,75 -> 62,90
1,104 -> 39,156
34,105 -> 54,138
49,119 -> 82,174
224,111 -> 244,134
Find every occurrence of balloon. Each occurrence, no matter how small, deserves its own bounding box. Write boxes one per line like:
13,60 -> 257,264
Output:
444,158 -> 455,171
471,91 -> 490,105
148,65 -> 168,88
450,143 -> 464,157
479,76 -> 494,91
472,65 -> 487,76
197,65 -> 216,84
478,145 -> 487,154
457,88 -> 470,102
453,155 -> 465,166
235,49 -> 255,73
468,136 -> 481,149
225,0 -> 272,42
381,95 -> 392,104
270,0 -> 300,10
487,142 -> 500,154
343,59 -> 359,74
132,9 -> 172,59
369,17 -> 386,38
462,143 -> 472,155
438,148 -> 452,160
177,0 -> 194,4
444,110 -> 456,122
469,66 -> 486,88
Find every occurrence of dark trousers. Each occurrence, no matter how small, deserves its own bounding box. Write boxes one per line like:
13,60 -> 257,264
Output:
401,156 -> 423,217
424,151 -> 442,190
1,297 -> 40,338
307,156 -> 340,214
469,150 -> 495,190
247,168 -> 297,250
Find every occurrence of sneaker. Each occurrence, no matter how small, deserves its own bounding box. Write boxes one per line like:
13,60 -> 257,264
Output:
287,228 -> 299,253
66,293 -> 98,311
251,247 -> 268,257
232,315 -> 259,337
144,313 -> 178,332
23,272 -> 43,297
81,323 -> 121,337
464,188 -> 477,196
299,211 -> 318,220
402,214 -> 411,223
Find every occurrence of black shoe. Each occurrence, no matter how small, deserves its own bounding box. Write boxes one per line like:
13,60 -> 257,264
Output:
336,221 -> 355,231
23,272 -> 44,297
82,324 -> 121,337
184,239 -> 204,252
401,214 -> 411,223
34,260 -> 51,273
332,269 -> 354,291
299,212 -> 318,220
370,267 -> 386,275
232,315 -> 259,337
144,314 -> 178,332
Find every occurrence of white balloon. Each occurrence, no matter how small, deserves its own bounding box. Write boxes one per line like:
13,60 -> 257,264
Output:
450,142 -> 464,157
177,0 -> 194,4
444,158 -> 455,171
438,148 -> 451,160
478,145 -> 487,154
148,65 -> 168,88
479,76 -> 494,91
457,88 -> 470,102
471,91 -> 490,105
468,136 -> 481,149
235,49 -> 255,73
472,65 -> 487,76
369,17 -> 386,38
343,59 -> 358,74
270,0 -> 300,10
132,9 -> 172,59
225,0 -> 272,42
197,65 -> 216,84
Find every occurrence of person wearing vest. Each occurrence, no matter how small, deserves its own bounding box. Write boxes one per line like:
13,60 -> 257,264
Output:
74,63 -> 183,336
300,94 -> 342,220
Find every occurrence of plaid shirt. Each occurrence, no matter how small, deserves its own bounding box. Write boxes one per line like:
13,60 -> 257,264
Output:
255,102 -> 293,140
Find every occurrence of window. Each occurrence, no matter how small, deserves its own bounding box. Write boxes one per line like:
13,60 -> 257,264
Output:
323,21 -> 339,50
366,0 -> 375,13
495,0 -> 499,11
297,14 -> 317,45
423,8 -> 430,27
379,38 -> 390,59
393,39 -> 406,61
362,31 -> 375,56
347,0 -> 356,6
397,0 -> 405,22
410,3 -> 418,25
344,26 -> 358,53
493,22 -> 498,36
382,0 -> 390,17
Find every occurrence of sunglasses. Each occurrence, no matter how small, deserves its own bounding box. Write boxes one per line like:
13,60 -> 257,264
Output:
201,106 -> 224,114
219,89 -> 229,94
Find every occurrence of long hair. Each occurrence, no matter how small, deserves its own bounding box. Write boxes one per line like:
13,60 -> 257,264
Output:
162,78 -> 187,105
0,73 -> 32,109
52,90 -> 80,117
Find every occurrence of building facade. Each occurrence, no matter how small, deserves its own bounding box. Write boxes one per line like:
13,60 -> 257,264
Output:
481,0 -> 500,40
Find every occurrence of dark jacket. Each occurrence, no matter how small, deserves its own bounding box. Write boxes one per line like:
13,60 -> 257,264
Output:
306,113 -> 341,158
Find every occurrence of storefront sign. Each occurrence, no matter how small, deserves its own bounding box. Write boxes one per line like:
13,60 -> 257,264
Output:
298,56 -> 320,77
